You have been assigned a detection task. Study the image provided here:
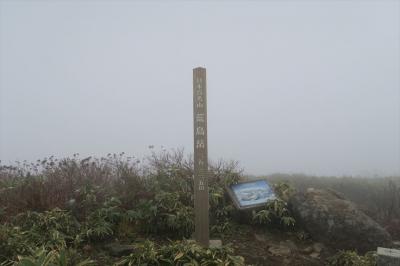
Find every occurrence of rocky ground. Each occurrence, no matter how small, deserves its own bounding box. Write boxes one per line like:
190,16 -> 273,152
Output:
93,225 -> 330,265
221,225 -> 332,266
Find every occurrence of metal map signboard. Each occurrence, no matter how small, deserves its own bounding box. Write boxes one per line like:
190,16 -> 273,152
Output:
227,179 -> 276,210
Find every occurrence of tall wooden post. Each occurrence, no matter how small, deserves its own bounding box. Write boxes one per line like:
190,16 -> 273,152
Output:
193,67 -> 209,247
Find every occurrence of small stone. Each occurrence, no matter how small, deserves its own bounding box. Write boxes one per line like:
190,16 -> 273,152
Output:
83,244 -> 92,253
268,245 -> 291,256
105,243 -> 135,256
283,240 -> 297,251
310,252 -> 320,258
254,233 -> 266,242
313,243 -> 324,253
302,246 -> 313,254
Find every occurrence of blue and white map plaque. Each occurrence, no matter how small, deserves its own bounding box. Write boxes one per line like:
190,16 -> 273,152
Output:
228,180 -> 276,210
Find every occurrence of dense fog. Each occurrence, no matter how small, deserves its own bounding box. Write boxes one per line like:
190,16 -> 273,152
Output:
0,1 -> 399,176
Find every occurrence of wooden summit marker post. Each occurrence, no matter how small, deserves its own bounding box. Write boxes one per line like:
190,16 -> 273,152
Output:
193,67 -> 210,247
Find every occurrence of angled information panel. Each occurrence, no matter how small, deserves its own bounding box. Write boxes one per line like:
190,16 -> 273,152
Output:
227,180 -> 276,210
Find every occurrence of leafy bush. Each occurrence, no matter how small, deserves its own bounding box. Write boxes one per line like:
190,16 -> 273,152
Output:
0,209 -> 85,263
126,192 -> 194,237
0,224 -> 32,263
252,198 -> 296,228
12,247 -> 94,266
272,182 -> 295,201
116,240 -> 245,266
0,226 -> 91,265
251,182 -> 296,229
83,197 -> 124,242
327,250 -> 377,266
209,185 -> 236,236
16,209 -> 80,248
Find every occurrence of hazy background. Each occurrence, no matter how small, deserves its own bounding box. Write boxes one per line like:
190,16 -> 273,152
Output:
0,1 -> 399,176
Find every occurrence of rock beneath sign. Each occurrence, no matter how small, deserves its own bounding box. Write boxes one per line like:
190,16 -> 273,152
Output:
289,188 -> 392,253
377,247 -> 400,266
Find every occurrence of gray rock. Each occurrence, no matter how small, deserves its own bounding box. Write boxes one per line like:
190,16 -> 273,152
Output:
289,188 -> 392,253
282,240 -> 297,251
313,243 -> 324,253
267,241 -> 297,257
254,233 -> 267,242
302,246 -> 313,254
105,243 -> 135,256
268,244 -> 291,256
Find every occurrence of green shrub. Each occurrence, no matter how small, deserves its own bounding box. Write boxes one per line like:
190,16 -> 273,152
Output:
0,222 -> 90,265
83,197 -> 123,242
116,240 -> 245,266
209,185 -> 236,236
272,182 -> 295,201
252,198 -> 296,228
12,208 -> 81,250
251,182 -> 296,229
0,224 -> 32,263
126,192 -> 194,237
13,247 -> 94,266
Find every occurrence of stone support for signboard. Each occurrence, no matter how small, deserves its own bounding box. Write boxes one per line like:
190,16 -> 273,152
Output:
193,67 -> 209,247
377,247 -> 400,266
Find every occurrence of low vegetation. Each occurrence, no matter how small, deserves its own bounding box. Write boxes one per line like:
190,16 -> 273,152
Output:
116,240 -> 244,266
327,250 -> 377,266
0,150 -> 296,265
1,149 -> 397,265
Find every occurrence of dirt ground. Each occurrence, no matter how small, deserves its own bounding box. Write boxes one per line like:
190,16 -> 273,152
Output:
220,225 -> 334,266
89,224 -> 336,265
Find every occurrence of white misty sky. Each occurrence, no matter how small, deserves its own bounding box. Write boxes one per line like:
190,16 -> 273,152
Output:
0,1 -> 399,176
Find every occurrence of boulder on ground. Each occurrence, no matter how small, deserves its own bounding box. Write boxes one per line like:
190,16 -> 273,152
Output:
289,188 -> 392,253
